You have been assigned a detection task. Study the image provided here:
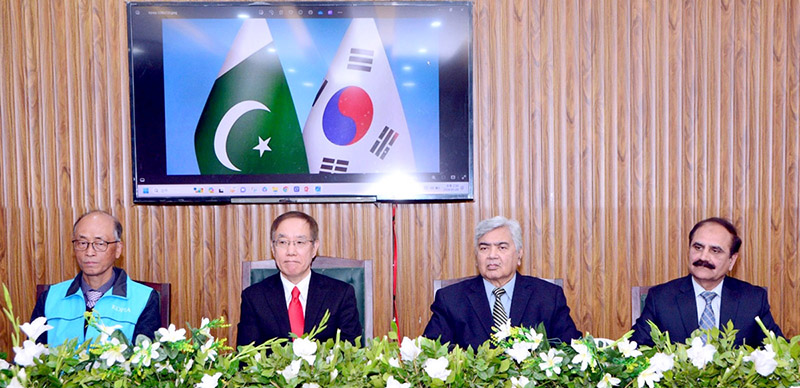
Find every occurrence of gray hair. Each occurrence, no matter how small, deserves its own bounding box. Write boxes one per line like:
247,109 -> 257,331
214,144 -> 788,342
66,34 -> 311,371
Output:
474,216 -> 523,251
73,210 -> 123,241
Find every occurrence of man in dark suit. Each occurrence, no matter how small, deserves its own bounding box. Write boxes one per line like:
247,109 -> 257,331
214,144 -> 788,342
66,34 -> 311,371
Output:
237,211 -> 361,347
423,216 -> 581,349
631,217 -> 783,347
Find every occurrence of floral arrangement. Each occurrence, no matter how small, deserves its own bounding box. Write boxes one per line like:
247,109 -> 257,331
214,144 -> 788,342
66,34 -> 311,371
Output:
1,285 -> 799,387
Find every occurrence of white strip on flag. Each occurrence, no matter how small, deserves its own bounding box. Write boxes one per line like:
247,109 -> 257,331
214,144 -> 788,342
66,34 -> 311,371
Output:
302,18 -> 415,174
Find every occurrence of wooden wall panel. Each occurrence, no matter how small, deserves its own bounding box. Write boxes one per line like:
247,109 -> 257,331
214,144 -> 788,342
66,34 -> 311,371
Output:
0,0 -> 799,352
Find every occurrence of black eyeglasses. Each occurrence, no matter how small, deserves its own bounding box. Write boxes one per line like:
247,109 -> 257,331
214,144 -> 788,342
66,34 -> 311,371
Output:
72,240 -> 119,252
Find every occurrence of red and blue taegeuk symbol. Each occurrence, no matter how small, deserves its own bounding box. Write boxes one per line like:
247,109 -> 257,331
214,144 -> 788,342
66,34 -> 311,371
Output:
322,86 -> 373,146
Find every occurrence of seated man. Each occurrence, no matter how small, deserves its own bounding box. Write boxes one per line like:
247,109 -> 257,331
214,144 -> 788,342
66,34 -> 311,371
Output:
423,216 -> 581,349
237,211 -> 362,346
31,210 -> 161,345
631,217 -> 783,346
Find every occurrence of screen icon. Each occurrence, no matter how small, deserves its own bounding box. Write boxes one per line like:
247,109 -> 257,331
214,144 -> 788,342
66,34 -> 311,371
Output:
315,186 -> 322,192
143,188 -> 149,194
293,186 -> 300,193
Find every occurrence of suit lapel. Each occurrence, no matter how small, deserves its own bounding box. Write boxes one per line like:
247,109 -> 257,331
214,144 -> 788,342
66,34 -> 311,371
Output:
509,274 -> 531,326
264,275 -> 292,336
465,277 -> 493,338
304,271 -> 325,333
719,277 -> 739,329
676,276 -> 699,338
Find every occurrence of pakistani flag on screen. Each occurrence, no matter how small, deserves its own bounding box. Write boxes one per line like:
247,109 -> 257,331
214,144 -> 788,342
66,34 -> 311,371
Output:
194,19 -> 308,175
302,18 -> 415,174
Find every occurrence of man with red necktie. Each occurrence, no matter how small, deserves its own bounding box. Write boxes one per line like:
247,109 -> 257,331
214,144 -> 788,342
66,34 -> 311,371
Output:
237,211 -> 362,347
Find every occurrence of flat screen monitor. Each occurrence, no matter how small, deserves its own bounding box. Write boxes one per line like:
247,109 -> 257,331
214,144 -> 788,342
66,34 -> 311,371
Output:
128,1 -> 473,203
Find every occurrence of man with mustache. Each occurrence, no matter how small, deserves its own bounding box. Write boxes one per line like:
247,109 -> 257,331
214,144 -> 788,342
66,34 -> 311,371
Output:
631,217 -> 783,346
237,211 -> 362,347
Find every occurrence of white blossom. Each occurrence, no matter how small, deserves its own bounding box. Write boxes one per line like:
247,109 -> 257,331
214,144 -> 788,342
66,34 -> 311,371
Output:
280,359 -> 302,381
571,340 -> 595,371
648,352 -> 674,373
20,317 -> 53,342
636,366 -> 663,388
99,338 -> 128,367
200,338 -> 217,362
423,356 -> 451,381
511,376 -> 530,388
97,324 -> 123,343
292,337 -> 318,364
505,342 -> 533,363
686,337 -> 716,369
524,331 -> 544,351
131,338 -> 161,367
743,344 -> 778,377
8,369 -> 26,388
0,359 -> 9,370
13,340 -> 49,367
195,372 -> 222,388
494,321 -> 512,341
597,373 -> 621,388
538,348 -> 563,377
400,336 -> 422,362
157,324 -> 187,342
198,317 -> 212,338
302,384 -> 320,388
388,357 -> 401,368
330,368 -> 338,381
387,376 -> 411,388
617,339 -> 642,358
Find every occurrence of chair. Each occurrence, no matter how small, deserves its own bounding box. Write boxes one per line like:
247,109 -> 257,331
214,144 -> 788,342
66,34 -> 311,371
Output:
433,275 -> 564,295
631,285 -> 652,325
242,256 -> 373,339
36,281 -> 171,329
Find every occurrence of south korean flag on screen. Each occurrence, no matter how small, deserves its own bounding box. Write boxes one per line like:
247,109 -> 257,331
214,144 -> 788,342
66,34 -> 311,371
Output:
302,18 -> 415,174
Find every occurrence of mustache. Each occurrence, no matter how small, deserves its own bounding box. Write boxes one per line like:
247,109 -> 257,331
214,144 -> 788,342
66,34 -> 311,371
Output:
692,259 -> 716,270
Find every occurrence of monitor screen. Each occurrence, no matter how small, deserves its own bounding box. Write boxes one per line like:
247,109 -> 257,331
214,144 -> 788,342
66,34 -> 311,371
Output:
128,1 -> 473,203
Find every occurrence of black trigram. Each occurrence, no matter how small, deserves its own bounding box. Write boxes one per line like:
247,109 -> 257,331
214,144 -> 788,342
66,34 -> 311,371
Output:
347,48 -> 374,72
320,158 -> 349,173
370,126 -> 399,160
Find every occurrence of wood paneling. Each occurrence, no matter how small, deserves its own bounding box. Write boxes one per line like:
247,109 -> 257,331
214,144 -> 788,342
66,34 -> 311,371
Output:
1,0 -> 799,351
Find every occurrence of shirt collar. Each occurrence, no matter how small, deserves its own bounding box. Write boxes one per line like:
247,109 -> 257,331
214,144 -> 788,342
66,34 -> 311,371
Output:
80,269 -> 117,296
482,273 -> 517,300
691,276 -> 724,297
280,271 -> 311,303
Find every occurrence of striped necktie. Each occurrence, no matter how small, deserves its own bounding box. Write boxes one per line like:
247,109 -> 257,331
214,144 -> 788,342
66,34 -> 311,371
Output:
492,287 -> 509,330
699,291 -> 717,343
85,289 -> 103,309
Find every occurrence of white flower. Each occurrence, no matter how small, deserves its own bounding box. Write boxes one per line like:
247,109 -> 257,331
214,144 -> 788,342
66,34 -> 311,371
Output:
20,317 -> 53,342
199,317 -> 212,338
292,337 -> 318,364
13,340 -> 49,366
0,359 -> 9,370
155,362 -> 176,373
617,339 -> 642,358
400,336 -> 422,362
511,375 -> 530,388
8,369 -> 26,388
423,356 -> 451,381
743,344 -> 778,377
97,324 -> 123,343
506,342 -> 533,363
524,331 -> 544,351
538,348 -> 563,377
195,372 -> 222,388
200,338 -> 217,362
185,358 -> 195,372
648,352 -> 674,372
686,337 -> 716,369
131,338 -> 161,367
597,372 -> 621,388
157,324 -> 187,342
636,366 -> 663,388
571,340 -> 595,371
280,359 -> 302,381
387,376 -> 411,388
388,356 -> 401,368
494,321 -> 512,341
330,368 -> 338,381
99,338 -> 128,367
302,384 -> 319,388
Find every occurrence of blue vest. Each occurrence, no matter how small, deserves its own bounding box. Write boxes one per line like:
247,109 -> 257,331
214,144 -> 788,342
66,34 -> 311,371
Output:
44,273 -> 153,346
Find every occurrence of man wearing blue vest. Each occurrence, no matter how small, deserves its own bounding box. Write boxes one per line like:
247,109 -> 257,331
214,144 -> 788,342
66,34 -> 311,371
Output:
30,210 -> 161,346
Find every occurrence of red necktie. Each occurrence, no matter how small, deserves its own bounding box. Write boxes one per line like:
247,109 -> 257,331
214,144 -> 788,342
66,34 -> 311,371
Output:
288,286 -> 304,339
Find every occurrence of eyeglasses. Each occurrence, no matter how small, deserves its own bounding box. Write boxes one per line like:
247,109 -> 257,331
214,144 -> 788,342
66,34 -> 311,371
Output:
272,239 -> 313,250
72,240 -> 119,252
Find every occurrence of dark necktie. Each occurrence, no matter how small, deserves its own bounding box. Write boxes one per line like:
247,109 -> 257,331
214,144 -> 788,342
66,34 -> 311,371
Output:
492,287 -> 508,330
288,286 -> 304,339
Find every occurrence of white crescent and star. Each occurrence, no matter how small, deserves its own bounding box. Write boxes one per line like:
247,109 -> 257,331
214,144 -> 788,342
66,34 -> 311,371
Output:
214,100 -> 272,172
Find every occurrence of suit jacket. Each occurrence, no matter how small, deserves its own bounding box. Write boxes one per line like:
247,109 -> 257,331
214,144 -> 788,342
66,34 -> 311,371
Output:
236,271 -> 362,347
423,274 -> 581,349
631,275 -> 783,347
